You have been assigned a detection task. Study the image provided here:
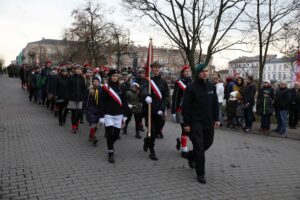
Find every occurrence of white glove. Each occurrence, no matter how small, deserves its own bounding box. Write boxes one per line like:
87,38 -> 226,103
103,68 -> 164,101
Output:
172,114 -> 177,122
122,117 -> 128,123
145,96 -> 152,104
99,118 -> 105,125
128,104 -> 133,109
157,110 -> 163,116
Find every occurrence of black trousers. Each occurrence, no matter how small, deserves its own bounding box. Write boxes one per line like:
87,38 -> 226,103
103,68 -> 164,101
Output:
57,101 -> 68,124
106,126 -> 120,151
189,124 -> 214,176
125,112 -> 143,131
289,106 -> 299,128
145,114 -> 164,153
261,114 -> 271,129
71,109 -> 83,126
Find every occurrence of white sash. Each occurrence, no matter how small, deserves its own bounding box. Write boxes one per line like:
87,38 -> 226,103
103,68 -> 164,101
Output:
176,80 -> 187,91
150,79 -> 162,100
102,84 -> 123,107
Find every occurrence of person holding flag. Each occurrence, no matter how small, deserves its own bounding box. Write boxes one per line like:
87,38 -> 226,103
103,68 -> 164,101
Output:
99,69 -> 128,163
182,63 -> 220,184
141,61 -> 170,161
171,65 -> 192,158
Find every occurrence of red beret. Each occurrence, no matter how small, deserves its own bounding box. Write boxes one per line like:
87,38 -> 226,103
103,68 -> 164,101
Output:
181,65 -> 190,73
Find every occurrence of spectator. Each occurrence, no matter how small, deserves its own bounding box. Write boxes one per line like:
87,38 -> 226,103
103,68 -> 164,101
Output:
242,76 -> 256,132
256,90 -> 273,133
289,82 -> 300,129
216,78 -> 224,125
273,81 -> 291,136
226,91 -> 238,128
258,80 -> 274,100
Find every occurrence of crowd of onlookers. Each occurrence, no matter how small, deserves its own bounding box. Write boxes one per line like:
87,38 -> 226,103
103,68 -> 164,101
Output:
213,72 -> 300,136
7,62 -> 300,138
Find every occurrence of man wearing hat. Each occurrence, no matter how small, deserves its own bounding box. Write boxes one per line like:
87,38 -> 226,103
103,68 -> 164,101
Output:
140,61 -> 170,160
182,63 -> 220,184
171,65 -> 192,158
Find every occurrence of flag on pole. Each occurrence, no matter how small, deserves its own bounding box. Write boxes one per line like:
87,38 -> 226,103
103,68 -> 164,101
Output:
145,38 -> 153,77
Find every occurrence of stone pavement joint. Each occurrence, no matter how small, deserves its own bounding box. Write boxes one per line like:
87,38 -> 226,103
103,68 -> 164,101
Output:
0,76 -> 300,200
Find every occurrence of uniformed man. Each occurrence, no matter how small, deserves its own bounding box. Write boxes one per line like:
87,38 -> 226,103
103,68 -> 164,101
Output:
182,63 -> 220,184
141,61 -> 169,160
171,65 -> 192,157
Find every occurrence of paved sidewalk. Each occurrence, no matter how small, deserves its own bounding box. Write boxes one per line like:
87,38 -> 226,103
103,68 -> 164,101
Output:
0,76 -> 300,200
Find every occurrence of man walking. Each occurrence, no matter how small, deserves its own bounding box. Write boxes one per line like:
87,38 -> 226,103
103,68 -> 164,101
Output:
182,63 -> 220,184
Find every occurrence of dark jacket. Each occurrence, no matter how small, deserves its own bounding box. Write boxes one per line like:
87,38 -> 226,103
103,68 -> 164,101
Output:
66,74 -> 86,102
182,79 -> 219,128
273,88 -> 291,110
47,71 -> 58,95
290,88 -> 300,111
242,82 -> 256,107
86,86 -> 101,123
54,75 -> 69,100
171,76 -> 192,114
258,86 -> 274,100
256,96 -> 273,116
140,75 -> 169,114
41,67 -> 51,90
99,82 -> 128,118
126,89 -> 142,114
32,72 -> 44,89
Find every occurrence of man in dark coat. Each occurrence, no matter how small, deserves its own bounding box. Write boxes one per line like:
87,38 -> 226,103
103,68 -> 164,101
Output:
273,81 -> 291,135
242,76 -> 256,132
41,61 -> 52,105
289,82 -> 300,129
140,61 -> 169,161
182,63 -> 220,184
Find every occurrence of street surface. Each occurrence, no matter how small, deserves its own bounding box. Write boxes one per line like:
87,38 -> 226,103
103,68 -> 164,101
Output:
0,76 -> 299,200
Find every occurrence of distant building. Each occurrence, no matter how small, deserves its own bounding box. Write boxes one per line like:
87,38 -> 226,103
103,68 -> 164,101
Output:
228,55 -> 294,86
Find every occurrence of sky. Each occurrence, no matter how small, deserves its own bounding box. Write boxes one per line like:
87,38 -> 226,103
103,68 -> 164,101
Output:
0,0 -> 255,69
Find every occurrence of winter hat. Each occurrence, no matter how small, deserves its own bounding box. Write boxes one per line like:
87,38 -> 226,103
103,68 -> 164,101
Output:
131,82 -> 140,88
60,67 -> 67,72
74,64 -> 82,69
195,63 -> 207,74
263,79 -> 270,83
108,69 -> 118,77
151,61 -> 161,68
92,77 -> 100,82
181,65 -> 190,73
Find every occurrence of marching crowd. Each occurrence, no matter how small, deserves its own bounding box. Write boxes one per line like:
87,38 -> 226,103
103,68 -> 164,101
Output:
16,60 -> 300,184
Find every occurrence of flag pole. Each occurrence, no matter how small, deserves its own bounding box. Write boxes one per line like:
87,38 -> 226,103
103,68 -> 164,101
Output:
147,38 -> 153,138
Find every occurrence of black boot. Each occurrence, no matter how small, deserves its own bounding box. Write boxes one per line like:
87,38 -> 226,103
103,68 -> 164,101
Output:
135,130 -> 142,139
143,137 -> 149,152
197,175 -> 206,184
187,151 -> 195,169
123,126 -> 127,135
108,152 -> 115,163
176,138 -> 181,151
149,148 -> 158,161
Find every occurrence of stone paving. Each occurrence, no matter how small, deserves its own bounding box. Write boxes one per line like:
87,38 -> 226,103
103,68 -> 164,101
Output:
0,76 -> 300,200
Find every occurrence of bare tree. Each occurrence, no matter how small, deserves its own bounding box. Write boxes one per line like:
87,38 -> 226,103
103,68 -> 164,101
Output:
110,25 -> 135,69
66,1 -> 113,66
246,0 -> 299,89
122,0 -> 249,73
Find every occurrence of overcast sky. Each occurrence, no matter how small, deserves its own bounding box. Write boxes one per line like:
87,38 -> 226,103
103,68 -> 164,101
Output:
0,0 -> 254,69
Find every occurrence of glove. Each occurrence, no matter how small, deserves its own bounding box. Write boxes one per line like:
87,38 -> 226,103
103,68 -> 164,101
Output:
157,110 -> 163,116
122,117 -> 128,123
145,96 -> 152,104
128,104 -> 133,109
99,118 -> 105,125
172,114 -> 177,122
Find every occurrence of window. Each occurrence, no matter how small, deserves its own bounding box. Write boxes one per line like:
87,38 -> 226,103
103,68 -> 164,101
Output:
273,74 -> 276,79
283,73 -> 286,80
278,73 -> 281,80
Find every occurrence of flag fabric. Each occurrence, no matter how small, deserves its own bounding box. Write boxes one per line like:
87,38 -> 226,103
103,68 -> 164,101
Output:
145,39 -> 153,77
